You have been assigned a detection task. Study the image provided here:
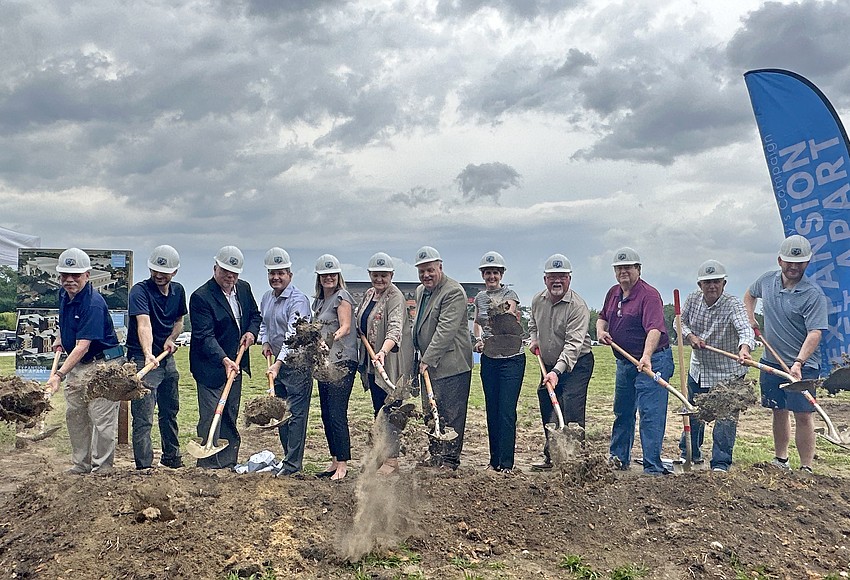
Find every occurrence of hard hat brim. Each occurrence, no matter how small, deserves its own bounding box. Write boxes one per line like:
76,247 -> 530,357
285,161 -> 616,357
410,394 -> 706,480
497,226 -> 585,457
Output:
215,259 -> 243,274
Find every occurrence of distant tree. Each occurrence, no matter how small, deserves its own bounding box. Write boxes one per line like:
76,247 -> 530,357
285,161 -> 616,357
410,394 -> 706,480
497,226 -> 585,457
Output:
588,308 -> 599,341
0,265 -> 16,313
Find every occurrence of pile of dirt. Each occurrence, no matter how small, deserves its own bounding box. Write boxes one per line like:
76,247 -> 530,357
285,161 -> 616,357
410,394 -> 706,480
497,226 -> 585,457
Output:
483,301 -> 523,358
284,317 -> 345,383
694,376 -> 758,423
244,396 -> 290,427
86,362 -> 150,402
0,375 -> 51,427
4,429 -> 850,579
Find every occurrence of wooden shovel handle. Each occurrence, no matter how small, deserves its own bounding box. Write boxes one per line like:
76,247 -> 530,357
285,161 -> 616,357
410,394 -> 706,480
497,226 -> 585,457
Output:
754,329 -> 794,374
50,350 -> 61,375
266,354 -> 275,390
360,335 -> 393,385
701,343 -> 795,383
536,352 -> 565,429
136,350 -> 171,380
608,340 -> 695,411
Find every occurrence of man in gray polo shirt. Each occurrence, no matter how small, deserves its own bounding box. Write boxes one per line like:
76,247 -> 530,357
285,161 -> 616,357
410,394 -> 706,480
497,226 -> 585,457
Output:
743,235 -> 828,473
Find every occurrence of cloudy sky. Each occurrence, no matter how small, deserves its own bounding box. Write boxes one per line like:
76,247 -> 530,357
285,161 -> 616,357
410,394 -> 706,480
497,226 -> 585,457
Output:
2,0 -> 849,308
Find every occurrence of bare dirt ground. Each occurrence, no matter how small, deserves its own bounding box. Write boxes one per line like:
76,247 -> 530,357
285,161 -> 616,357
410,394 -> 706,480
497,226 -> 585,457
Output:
2,398 -> 850,579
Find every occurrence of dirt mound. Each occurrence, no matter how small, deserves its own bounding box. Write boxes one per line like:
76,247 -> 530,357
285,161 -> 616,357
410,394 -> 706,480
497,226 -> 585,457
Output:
284,317 -> 345,382
86,362 -> 150,402
0,375 -> 51,426
3,441 -> 850,578
694,376 -> 758,423
244,396 -> 290,427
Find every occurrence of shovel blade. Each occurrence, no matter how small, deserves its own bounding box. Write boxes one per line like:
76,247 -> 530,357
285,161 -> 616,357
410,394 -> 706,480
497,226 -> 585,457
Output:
426,425 -> 458,441
823,367 -> 850,394
15,425 -> 61,442
258,409 -> 293,430
186,438 -> 229,459
780,379 -> 819,392
544,422 -> 564,435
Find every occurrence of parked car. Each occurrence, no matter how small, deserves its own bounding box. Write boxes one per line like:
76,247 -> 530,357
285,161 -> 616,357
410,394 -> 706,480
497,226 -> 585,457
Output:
175,331 -> 191,346
0,330 -> 17,351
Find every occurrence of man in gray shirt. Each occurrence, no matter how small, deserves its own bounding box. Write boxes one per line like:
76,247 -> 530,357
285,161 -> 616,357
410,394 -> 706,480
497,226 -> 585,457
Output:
743,235 -> 828,473
528,254 -> 594,470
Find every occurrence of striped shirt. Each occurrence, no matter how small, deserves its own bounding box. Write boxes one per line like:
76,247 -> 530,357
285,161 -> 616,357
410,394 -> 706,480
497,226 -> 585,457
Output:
680,291 -> 756,387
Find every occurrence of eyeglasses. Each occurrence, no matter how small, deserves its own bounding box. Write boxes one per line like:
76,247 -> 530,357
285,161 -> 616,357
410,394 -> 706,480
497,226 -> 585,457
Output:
617,299 -> 623,318
545,274 -> 569,281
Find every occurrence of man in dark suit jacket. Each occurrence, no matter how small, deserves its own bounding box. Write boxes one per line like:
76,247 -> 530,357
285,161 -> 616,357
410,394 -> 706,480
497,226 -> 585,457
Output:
189,246 -> 261,469
412,246 -> 473,470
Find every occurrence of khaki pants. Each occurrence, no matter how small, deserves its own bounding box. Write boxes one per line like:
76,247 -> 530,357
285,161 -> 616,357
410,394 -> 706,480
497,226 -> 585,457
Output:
64,361 -> 121,473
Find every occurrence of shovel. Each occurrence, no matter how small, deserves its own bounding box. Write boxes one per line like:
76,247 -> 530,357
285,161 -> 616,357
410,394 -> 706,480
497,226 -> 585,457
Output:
421,368 -> 457,441
360,335 -> 411,404
535,351 -> 565,433
751,331 -> 850,449
673,289 -> 693,470
17,351 -> 63,442
256,354 -> 292,429
187,343 -> 247,459
608,340 -> 698,414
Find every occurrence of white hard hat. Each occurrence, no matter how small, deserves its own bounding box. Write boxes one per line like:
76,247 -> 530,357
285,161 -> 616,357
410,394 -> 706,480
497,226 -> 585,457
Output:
697,259 -> 727,281
315,254 -> 342,275
779,234 -> 812,263
147,245 -> 180,274
612,247 -> 641,267
264,247 -> 292,270
367,252 -> 394,272
214,245 -> 244,274
414,246 -> 441,266
56,248 -> 91,273
544,254 -> 572,273
479,251 -> 507,270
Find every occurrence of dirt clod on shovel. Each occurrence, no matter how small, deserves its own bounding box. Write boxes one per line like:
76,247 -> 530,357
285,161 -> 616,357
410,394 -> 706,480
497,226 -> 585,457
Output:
0,375 -> 52,427
244,396 -> 290,427
694,377 -> 758,423
86,362 -> 150,402
482,301 -> 523,358
284,317 -> 345,383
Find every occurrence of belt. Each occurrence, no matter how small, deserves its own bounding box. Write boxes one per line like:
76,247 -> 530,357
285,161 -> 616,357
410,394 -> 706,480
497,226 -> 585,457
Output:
87,345 -> 125,363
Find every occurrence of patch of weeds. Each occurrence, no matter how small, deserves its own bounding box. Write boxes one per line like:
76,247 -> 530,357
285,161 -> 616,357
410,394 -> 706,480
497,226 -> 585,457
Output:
487,561 -> 506,570
733,567 -> 776,580
609,564 -> 648,580
359,544 -> 422,569
225,566 -> 276,580
449,555 -> 479,570
558,554 -> 601,579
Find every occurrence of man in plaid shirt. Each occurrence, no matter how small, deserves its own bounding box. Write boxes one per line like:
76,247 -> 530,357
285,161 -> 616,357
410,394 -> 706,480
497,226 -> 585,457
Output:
678,259 -> 755,472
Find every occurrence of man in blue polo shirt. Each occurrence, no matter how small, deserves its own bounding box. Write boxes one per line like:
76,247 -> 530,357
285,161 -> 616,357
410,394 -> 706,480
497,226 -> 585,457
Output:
126,245 -> 188,470
744,235 -> 828,474
46,248 -> 125,475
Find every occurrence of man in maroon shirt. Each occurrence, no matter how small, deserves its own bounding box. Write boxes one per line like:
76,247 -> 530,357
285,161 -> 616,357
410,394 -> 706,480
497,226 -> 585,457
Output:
596,247 -> 674,475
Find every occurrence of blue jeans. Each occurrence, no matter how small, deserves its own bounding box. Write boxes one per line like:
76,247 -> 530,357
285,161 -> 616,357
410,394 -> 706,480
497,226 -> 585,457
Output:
481,353 -> 526,470
274,364 -> 313,474
678,375 -> 737,470
609,348 -> 674,474
130,355 -> 180,469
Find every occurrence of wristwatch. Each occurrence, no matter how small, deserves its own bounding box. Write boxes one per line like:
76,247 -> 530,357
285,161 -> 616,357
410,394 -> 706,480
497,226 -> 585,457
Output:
55,370 -> 66,381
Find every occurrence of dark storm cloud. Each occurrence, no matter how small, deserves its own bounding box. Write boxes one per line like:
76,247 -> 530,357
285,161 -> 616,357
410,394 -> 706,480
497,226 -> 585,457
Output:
726,1 -> 850,100
456,162 -> 521,202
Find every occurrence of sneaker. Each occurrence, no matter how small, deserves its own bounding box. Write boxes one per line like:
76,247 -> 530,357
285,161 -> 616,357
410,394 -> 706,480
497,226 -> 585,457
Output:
606,455 -> 626,470
673,458 -> 705,465
712,466 -> 728,472
800,466 -> 814,474
770,457 -> 792,471
65,466 -> 90,475
530,460 -> 553,471
160,458 -> 185,469
92,466 -> 115,476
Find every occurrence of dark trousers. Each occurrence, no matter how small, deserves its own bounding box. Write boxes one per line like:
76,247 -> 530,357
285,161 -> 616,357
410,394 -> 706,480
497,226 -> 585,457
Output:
317,360 -> 356,462
421,370 -> 472,469
368,373 -> 401,458
481,353 -> 526,470
196,375 -> 242,469
537,352 -> 595,461
157,374 -> 182,466
130,356 -> 180,468
274,364 -> 313,474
